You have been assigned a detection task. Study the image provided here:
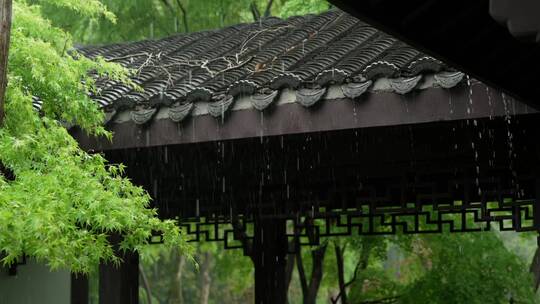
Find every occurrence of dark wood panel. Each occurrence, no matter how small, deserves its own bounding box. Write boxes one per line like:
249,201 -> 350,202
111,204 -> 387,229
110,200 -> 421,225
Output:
73,83 -> 536,151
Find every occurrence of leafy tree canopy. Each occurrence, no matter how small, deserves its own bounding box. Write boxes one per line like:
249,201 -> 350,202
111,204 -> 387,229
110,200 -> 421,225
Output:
0,0 -> 189,273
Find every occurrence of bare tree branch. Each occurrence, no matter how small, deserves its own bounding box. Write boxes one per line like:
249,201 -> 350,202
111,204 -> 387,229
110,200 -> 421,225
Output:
296,245 -> 308,296
332,243 -> 348,304
250,1 -> 260,21
263,0 -> 274,18
331,240 -> 374,304
159,0 -> 174,13
174,0 -> 189,33
305,244 -> 328,304
168,250 -> 186,304
530,245 -> 540,290
160,0 -> 189,33
0,0 -> 12,126
139,264 -> 153,304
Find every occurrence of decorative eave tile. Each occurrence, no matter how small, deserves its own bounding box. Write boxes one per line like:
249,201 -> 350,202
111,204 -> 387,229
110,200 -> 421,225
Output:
362,61 -> 399,79
168,102 -> 194,122
434,71 -> 465,89
341,81 -> 372,99
269,73 -> 302,90
296,87 -> 327,107
251,90 -> 279,111
315,69 -> 348,86
208,95 -> 235,118
388,75 -> 422,94
131,107 -> 158,125
228,80 -> 258,97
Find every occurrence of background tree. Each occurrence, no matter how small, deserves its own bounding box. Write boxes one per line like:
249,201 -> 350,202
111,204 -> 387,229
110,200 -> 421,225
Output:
396,232 -> 538,304
138,241 -> 253,304
35,0 -> 330,44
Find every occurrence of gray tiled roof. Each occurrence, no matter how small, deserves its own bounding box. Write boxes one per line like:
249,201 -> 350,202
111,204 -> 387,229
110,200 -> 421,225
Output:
73,10 -> 464,125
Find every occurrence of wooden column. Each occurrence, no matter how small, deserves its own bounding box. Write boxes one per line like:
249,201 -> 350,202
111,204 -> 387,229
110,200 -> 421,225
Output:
99,236 -> 139,304
252,218 -> 288,304
71,274 -> 89,304
0,0 -> 12,125
535,178 -> 540,232
531,178 -> 540,290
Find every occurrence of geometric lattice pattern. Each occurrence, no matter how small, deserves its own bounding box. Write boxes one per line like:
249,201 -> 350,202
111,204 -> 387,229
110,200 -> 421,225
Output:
177,176 -> 537,252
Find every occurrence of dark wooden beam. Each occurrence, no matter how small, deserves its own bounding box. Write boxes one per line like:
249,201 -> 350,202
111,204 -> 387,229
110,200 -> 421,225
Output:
99,236 -> 139,304
73,84 -> 536,151
252,218 -> 288,304
71,274 -> 89,304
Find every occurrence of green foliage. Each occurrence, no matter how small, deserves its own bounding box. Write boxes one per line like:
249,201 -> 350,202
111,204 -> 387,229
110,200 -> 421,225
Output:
36,0 -> 331,44
399,233 -> 538,304
279,0 -> 330,18
348,267 -> 402,302
0,0 -> 188,273
138,241 -> 253,303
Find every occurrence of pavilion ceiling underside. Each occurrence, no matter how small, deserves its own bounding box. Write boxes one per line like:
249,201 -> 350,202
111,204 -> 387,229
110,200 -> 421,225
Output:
69,10 -> 463,126
106,115 -> 540,245
327,0 -> 540,108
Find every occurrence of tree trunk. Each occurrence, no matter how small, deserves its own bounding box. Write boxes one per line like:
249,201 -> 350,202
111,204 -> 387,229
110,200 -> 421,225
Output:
530,245 -> 540,290
296,244 -> 328,304
284,251 -> 295,294
168,250 -> 185,304
199,251 -> 212,304
250,1 -> 261,21
174,0 -> 189,32
0,0 -> 12,125
306,244 -> 327,304
250,0 -> 274,21
335,243 -> 348,304
263,0 -> 274,18
332,239 -> 374,304
139,265 -> 153,304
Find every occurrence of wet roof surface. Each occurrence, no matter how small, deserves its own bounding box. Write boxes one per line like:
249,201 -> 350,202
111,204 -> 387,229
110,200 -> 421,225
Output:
74,10 -> 463,125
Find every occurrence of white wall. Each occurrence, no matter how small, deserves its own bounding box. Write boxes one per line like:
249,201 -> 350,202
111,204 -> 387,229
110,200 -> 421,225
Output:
0,260 -> 70,304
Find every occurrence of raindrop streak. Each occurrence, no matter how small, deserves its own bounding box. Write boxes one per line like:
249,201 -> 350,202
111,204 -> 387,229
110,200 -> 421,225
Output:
466,76 -> 482,196
260,112 -> 264,144
486,86 -> 494,120
164,146 -> 168,164
448,89 -> 454,114
501,93 -> 519,196
221,100 -> 225,124
466,75 -> 473,115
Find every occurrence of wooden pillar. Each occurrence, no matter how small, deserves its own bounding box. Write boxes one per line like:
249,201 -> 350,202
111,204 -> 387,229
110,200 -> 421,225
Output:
71,274 -> 89,304
99,239 -> 139,304
252,218 -> 288,304
531,178 -> 540,290
535,178 -> 540,232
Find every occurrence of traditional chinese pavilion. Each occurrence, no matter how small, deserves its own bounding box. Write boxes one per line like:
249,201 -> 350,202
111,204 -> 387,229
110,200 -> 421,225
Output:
64,9 -> 540,304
